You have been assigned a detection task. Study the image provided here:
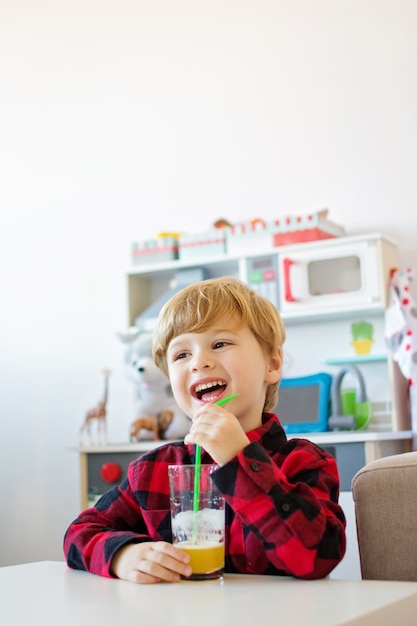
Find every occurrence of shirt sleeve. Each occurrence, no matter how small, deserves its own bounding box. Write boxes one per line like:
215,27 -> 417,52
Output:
63,474 -> 147,577
212,438 -> 346,579
63,444 -> 178,578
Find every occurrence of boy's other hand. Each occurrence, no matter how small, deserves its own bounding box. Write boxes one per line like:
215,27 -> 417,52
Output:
110,541 -> 192,584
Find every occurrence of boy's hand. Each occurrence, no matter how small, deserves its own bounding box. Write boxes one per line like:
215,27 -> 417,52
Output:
110,541 -> 192,584
184,403 -> 250,466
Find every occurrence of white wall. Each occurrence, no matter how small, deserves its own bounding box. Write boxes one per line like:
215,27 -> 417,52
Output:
1,0 -> 416,568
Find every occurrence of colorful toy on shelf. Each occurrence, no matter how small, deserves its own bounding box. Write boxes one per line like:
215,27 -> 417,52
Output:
351,321 -> 375,355
178,228 -> 226,260
226,209 -> 345,255
129,210 -> 345,268
213,218 -> 233,229
385,268 -> 417,440
329,364 -> 371,431
176,219 -> 231,261
131,232 -> 181,266
117,330 -> 189,441
130,410 -> 174,442
79,369 -> 111,446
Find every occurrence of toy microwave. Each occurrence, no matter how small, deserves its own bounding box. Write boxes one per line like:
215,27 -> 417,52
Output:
277,233 -> 398,317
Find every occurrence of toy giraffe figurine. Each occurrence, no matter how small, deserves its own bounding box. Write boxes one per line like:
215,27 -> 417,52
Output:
79,369 -> 111,446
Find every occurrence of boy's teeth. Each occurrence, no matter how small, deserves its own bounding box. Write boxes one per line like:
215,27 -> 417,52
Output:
195,381 -> 223,393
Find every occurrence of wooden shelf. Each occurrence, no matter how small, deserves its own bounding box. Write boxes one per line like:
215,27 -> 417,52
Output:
322,354 -> 388,365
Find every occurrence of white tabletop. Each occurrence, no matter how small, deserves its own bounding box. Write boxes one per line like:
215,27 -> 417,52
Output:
1,561 -> 417,626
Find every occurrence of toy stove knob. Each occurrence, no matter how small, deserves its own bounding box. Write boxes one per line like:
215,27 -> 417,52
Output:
100,462 -> 122,483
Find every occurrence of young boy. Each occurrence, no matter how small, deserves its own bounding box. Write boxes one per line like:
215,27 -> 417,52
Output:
64,277 -> 346,583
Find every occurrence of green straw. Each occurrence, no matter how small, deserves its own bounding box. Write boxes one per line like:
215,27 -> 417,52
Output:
192,393 -> 239,543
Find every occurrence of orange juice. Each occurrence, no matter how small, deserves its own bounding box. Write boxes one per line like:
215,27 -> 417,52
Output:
177,542 -> 224,575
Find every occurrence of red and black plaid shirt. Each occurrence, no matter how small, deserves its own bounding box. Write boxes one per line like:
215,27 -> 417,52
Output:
64,413 -> 346,579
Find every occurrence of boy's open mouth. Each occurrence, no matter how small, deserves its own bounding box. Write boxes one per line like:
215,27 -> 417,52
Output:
193,381 -> 227,401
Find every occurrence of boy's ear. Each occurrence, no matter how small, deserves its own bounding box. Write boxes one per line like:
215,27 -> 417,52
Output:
265,348 -> 282,384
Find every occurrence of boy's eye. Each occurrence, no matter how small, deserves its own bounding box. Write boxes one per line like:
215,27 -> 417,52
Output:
213,341 -> 229,349
174,351 -> 188,361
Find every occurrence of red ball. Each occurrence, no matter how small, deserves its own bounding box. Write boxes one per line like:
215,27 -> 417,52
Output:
100,462 -> 122,483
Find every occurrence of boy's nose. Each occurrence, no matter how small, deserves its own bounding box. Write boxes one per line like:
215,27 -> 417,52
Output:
190,350 -> 212,371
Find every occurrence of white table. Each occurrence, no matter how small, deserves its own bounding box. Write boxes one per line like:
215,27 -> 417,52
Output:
1,561 -> 417,626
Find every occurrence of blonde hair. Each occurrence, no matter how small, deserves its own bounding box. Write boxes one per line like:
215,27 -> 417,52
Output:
153,276 -> 286,412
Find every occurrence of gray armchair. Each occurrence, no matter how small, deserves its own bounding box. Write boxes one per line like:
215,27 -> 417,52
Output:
351,451 -> 417,581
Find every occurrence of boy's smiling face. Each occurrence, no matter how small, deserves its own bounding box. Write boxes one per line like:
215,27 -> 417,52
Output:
166,318 -> 282,433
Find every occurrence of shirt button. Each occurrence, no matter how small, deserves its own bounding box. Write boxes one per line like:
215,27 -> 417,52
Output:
251,462 -> 260,472
281,502 -> 291,513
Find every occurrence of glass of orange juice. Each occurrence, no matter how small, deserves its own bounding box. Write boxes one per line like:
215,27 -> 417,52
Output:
168,464 -> 225,580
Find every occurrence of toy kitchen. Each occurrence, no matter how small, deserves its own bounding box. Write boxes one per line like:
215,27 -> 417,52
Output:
78,216 -> 413,579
